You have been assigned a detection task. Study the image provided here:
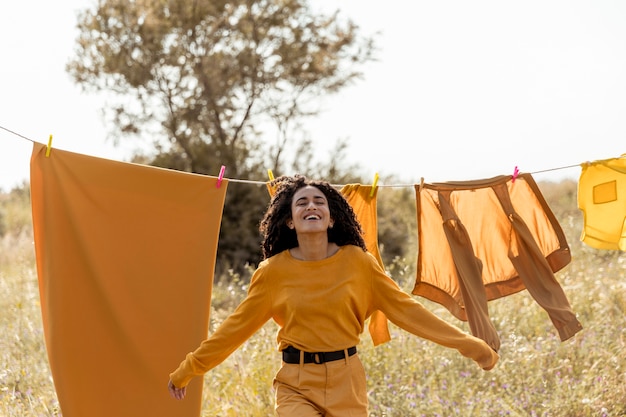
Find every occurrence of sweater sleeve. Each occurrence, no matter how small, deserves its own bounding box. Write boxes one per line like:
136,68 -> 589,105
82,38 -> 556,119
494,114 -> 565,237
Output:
370,261 -> 499,371
169,268 -> 273,388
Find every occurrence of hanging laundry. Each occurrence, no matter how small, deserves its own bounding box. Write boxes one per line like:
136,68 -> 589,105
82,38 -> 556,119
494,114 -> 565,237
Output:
30,142 -> 227,417
433,189 -> 501,351
341,184 -> 391,346
577,155 -> 626,251
413,173 -> 582,347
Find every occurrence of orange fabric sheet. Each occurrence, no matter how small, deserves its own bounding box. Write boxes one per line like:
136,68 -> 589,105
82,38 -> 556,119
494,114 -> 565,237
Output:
30,142 -> 227,417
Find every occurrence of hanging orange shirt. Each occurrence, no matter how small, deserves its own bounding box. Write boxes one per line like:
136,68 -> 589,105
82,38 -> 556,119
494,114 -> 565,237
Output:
577,155 -> 626,251
414,174 -> 581,344
30,142 -> 227,417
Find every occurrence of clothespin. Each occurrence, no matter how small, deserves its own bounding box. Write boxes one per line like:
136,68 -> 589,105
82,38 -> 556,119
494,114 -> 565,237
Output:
419,177 -> 425,192
266,169 -> 276,196
45,134 -> 53,157
369,172 -> 379,197
216,165 -> 226,188
512,166 -> 519,183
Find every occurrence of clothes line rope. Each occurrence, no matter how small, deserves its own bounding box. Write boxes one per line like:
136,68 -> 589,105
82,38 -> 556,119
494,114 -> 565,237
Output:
0,124 -> 607,188
1,125 -> 36,143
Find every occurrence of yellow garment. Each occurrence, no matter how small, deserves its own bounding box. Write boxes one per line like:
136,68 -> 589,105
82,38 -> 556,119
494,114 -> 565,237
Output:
170,245 -> 499,388
274,354 -> 368,415
340,184 -> 391,345
577,156 -> 626,250
267,182 -> 392,345
30,142 -> 227,417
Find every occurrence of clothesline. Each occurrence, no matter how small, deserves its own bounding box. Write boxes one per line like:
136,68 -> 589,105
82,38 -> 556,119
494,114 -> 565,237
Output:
0,124 -> 595,188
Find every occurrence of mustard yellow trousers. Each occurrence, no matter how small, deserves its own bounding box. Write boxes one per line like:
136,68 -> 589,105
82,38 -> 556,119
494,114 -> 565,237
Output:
273,353 -> 368,416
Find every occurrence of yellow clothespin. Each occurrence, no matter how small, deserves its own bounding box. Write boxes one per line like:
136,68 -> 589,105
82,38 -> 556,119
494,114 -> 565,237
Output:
369,172 -> 379,197
266,169 -> 276,196
45,134 -> 53,157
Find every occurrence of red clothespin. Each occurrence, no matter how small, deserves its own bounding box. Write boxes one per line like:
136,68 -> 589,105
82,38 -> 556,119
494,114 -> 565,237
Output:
216,165 -> 225,188
512,166 -> 519,183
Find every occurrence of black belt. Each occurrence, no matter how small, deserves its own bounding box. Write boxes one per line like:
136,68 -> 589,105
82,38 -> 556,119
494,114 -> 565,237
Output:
282,346 -> 357,364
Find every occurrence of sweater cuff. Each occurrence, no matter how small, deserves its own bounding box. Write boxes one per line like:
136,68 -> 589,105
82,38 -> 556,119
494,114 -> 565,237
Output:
169,352 -> 201,388
479,348 -> 499,371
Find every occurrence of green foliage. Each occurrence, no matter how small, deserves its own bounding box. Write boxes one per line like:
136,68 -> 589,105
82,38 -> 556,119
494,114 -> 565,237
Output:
67,0 -> 376,175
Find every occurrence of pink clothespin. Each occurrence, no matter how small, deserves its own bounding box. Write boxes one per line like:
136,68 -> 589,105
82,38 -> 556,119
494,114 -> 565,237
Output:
216,165 -> 226,188
512,166 -> 519,183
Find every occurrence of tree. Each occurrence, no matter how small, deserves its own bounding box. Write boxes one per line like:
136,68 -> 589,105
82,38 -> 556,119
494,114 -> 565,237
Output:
67,0 -> 377,274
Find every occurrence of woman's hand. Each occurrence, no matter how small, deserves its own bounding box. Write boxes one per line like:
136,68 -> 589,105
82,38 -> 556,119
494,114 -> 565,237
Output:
168,379 -> 187,400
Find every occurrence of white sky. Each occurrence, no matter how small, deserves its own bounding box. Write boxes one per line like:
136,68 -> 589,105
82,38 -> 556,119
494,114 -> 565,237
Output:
1,0 -> 625,191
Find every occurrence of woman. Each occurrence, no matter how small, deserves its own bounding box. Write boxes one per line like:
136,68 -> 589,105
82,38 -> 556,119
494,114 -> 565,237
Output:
168,175 -> 499,416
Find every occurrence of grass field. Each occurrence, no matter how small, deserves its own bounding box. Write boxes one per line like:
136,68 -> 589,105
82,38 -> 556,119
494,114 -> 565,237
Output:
1,182 -> 625,416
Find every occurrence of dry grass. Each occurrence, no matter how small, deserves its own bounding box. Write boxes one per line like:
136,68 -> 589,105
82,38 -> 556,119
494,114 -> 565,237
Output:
1,182 -> 625,416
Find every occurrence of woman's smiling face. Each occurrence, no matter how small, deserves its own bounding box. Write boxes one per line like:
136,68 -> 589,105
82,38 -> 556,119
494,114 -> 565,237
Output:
289,185 -> 333,234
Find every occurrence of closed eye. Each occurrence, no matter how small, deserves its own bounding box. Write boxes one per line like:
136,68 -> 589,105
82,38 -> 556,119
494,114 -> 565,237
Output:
295,196 -> 327,206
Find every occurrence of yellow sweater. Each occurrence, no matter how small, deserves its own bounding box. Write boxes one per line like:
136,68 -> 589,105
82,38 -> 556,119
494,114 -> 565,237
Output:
170,245 -> 498,387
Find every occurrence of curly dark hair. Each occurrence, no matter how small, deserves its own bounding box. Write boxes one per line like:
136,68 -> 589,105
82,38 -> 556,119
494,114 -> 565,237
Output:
259,175 -> 367,259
